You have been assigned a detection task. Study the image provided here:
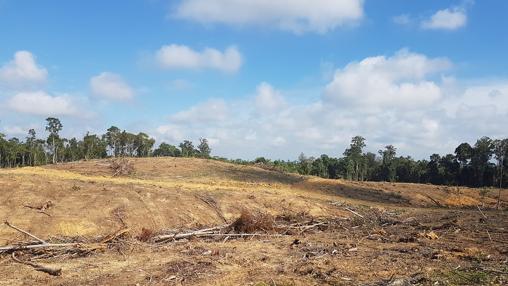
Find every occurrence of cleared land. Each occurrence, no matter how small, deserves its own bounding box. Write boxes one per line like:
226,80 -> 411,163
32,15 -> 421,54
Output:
0,157 -> 507,285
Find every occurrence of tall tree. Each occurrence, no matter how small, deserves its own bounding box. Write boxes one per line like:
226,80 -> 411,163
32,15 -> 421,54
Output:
105,126 -> 121,157
493,139 -> 508,208
179,140 -> 195,157
379,145 -> 397,182
153,143 -> 181,157
45,117 -> 63,164
197,138 -> 211,158
471,137 -> 494,187
343,136 -> 366,181
25,129 -> 37,166
135,132 -> 155,157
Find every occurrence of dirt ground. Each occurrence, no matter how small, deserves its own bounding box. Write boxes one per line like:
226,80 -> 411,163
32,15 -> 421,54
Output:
0,157 -> 506,285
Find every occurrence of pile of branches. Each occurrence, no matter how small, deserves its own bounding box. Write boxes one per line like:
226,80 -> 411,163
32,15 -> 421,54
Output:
151,210 -> 280,243
150,210 -> 332,243
0,221 -> 129,276
109,157 -> 134,177
0,210 -> 333,277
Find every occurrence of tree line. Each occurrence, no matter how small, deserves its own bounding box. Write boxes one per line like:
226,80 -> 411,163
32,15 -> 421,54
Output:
0,117 -> 211,168
1,118 -> 506,189
243,136 -> 508,189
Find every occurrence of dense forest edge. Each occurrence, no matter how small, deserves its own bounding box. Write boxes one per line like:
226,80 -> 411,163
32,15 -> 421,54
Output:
1,117 -> 507,190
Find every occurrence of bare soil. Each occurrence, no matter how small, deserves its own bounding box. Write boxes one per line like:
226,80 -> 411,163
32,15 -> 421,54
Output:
0,157 -> 506,285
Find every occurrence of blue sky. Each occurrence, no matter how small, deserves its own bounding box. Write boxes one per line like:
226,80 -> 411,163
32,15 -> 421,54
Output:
1,0 -> 507,159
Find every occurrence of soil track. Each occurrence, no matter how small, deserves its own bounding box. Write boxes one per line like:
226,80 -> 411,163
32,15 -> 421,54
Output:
0,157 -> 506,285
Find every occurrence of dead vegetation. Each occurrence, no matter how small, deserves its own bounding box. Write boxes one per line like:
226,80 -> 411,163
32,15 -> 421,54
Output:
230,209 -> 276,233
109,157 -> 134,176
0,157 -> 507,285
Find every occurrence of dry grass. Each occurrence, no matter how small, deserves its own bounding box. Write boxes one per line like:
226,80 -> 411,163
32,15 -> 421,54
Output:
0,157 -> 506,285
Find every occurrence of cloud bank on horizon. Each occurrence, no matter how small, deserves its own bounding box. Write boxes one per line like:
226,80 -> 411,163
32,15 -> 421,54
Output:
0,0 -> 507,160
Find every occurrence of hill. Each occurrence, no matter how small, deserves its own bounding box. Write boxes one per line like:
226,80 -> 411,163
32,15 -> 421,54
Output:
0,157 -> 506,285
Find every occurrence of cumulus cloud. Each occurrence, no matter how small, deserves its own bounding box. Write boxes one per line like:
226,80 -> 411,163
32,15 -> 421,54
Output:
7,91 -> 79,116
170,99 -> 229,124
255,82 -> 286,113
156,124 -> 186,142
155,44 -> 242,73
154,49 -> 507,160
0,51 -> 47,87
90,72 -> 135,101
421,7 -> 467,30
324,49 -> 451,109
174,0 -> 364,34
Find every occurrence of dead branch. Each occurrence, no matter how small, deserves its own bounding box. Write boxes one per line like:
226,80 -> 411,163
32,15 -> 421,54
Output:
0,242 -> 87,252
4,221 -> 47,244
476,205 -> 488,220
11,252 -> 61,276
425,195 -> 444,208
195,194 -> 227,223
99,227 -> 130,244
344,207 -> 364,219
154,231 -> 284,242
298,222 -> 327,234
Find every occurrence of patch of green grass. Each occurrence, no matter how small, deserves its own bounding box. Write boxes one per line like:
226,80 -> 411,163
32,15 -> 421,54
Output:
443,269 -> 490,285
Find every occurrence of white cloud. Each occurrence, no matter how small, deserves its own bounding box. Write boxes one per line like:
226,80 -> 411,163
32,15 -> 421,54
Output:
169,99 -> 229,124
0,51 -> 47,87
153,49 -> 506,160
7,91 -> 79,116
156,124 -> 186,142
2,125 -> 30,136
155,44 -> 242,73
174,0 -> 364,34
90,72 -> 135,101
324,49 -> 451,109
255,82 -> 286,113
421,7 -> 467,30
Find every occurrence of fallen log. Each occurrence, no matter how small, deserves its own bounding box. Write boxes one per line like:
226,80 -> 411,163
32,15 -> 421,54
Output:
154,231 -> 284,242
0,242 -> 102,253
11,252 -> 61,276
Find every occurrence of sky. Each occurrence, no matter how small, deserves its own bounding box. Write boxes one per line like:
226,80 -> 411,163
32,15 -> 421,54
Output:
0,0 -> 507,160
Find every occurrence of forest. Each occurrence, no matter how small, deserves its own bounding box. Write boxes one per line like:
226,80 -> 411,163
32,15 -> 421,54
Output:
1,117 -> 506,189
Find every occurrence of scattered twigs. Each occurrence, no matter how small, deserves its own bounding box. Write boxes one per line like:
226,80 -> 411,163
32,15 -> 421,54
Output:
11,252 -> 61,276
344,207 -> 364,219
99,227 -> 130,244
23,201 -> 53,217
154,229 -> 284,243
4,221 -> 47,244
476,205 -> 488,220
298,222 -> 327,234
